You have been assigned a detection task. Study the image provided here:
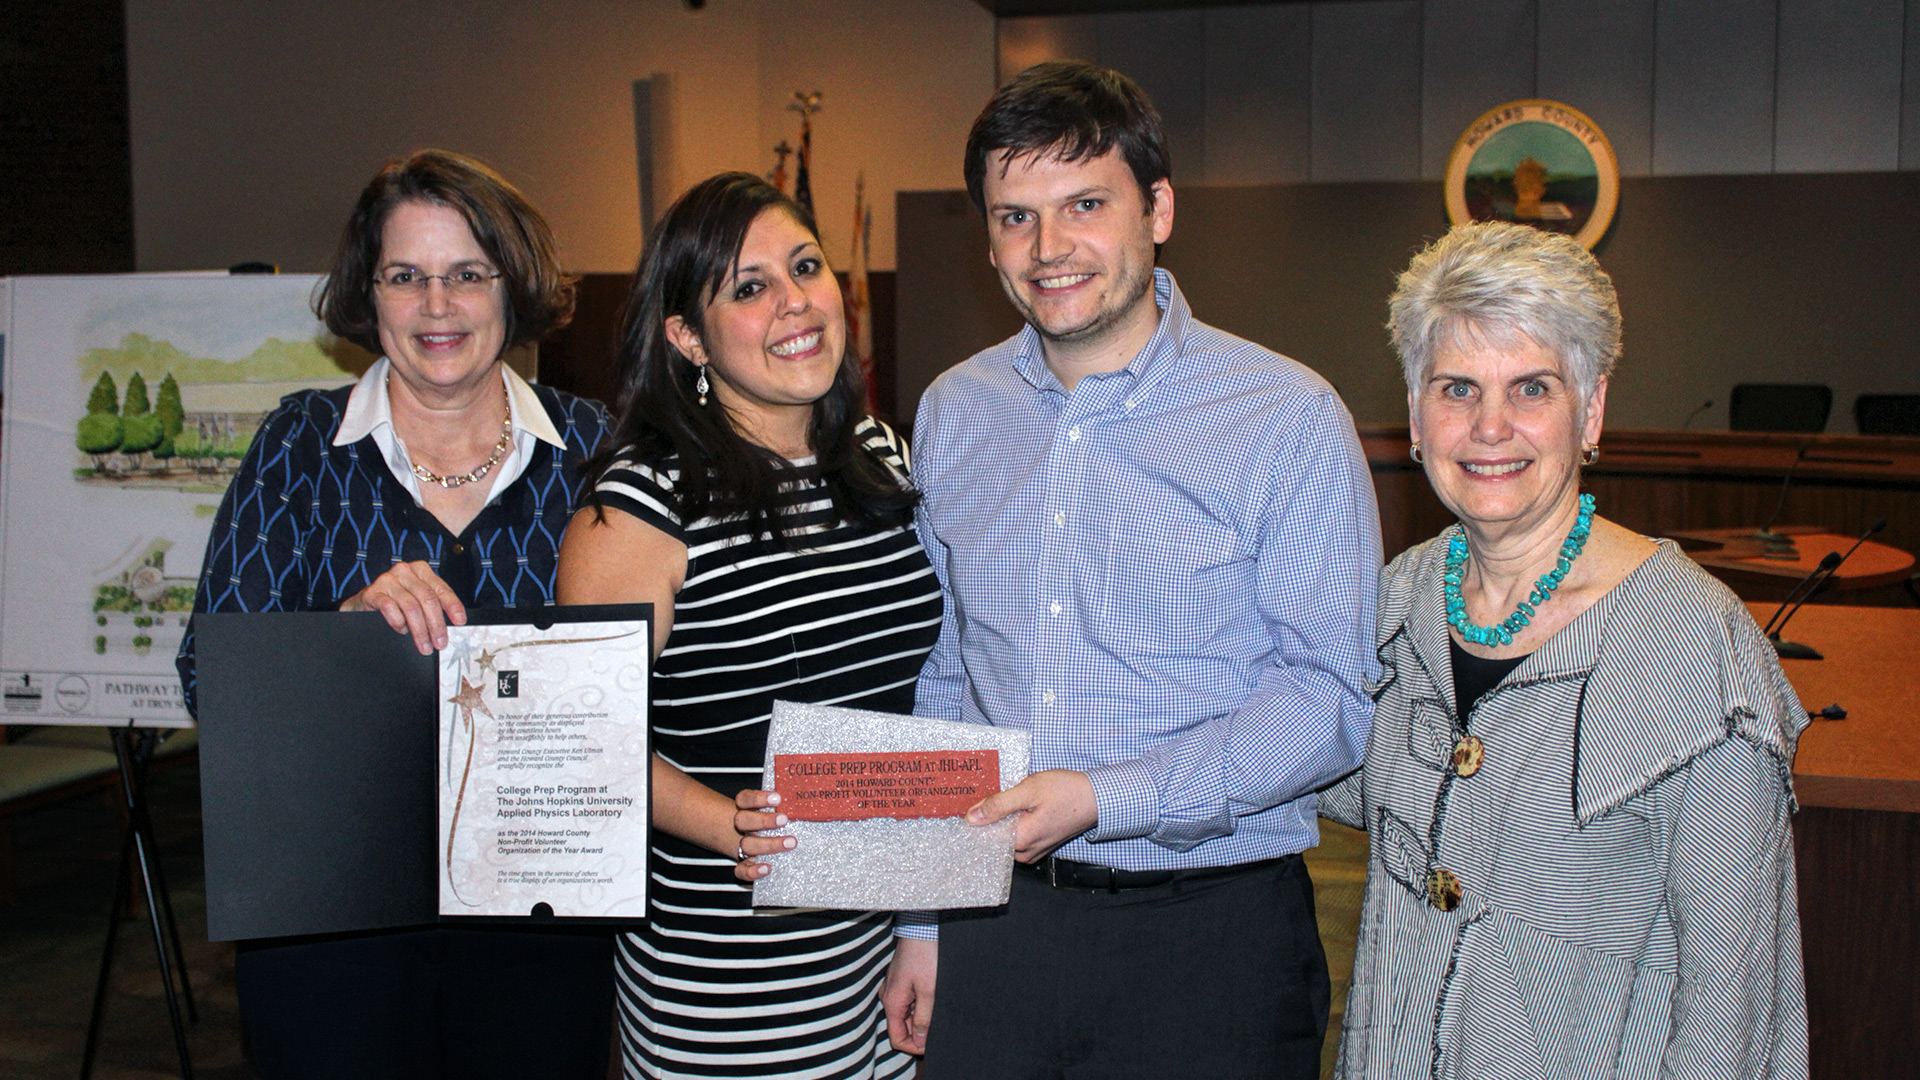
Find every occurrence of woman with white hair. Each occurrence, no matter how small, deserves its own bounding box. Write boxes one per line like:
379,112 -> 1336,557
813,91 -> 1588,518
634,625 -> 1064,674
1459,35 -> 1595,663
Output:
1321,221 -> 1808,1078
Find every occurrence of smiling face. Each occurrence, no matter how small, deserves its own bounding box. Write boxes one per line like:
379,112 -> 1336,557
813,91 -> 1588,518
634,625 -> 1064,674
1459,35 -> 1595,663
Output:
665,207 -> 846,454
981,147 -> 1172,380
1410,327 -> 1606,543
373,200 -> 508,398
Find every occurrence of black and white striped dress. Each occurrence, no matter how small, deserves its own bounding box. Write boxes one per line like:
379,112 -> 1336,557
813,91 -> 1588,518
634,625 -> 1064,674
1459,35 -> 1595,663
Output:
594,419 -> 940,1080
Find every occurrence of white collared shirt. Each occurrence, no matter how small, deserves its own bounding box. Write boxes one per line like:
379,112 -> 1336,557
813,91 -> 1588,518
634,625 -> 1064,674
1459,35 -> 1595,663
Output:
333,357 -> 567,509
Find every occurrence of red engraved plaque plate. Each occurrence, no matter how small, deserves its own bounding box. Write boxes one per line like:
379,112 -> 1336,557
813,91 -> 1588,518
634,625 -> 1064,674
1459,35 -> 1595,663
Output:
774,750 -> 1001,822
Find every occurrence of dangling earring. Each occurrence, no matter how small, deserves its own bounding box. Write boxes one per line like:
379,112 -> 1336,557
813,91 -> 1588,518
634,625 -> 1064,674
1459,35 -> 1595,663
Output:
696,366 -> 710,406
1409,442 -> 1424,463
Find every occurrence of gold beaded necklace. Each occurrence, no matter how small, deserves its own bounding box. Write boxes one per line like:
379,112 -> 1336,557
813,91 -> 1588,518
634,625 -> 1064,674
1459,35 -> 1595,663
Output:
394,374 -> 514,489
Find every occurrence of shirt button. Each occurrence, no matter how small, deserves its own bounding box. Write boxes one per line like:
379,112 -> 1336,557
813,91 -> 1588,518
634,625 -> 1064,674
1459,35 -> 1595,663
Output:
1041,690 -> 1056,705
1049,601 -> 1062,615
1124,399 -> 1136,410
452,542 -> 465,554
1428,867 -> 1463,911
1068,426 -> 1081,441
1053,511 -> 1065,527
1451,735 -> 1483,777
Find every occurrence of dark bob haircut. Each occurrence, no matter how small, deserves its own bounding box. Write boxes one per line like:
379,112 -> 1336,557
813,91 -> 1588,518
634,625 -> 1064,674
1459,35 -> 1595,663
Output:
314,149 -> 575,355
586,171 -> 915,544
963,60 -> 1170,216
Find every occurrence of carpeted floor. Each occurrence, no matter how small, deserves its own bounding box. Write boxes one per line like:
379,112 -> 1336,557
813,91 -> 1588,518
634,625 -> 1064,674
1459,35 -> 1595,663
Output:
0,759 -> 1369,1079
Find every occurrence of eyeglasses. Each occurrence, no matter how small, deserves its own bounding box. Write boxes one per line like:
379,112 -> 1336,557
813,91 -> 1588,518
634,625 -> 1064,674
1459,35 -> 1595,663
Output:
372,267 -> 502,296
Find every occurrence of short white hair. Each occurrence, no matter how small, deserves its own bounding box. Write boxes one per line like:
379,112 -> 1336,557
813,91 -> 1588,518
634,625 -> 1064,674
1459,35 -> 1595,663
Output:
1388,222 -> 1620,404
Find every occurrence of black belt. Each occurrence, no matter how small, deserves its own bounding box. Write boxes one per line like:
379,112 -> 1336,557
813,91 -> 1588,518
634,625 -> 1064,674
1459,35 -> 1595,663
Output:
1018,853 -> 1294,893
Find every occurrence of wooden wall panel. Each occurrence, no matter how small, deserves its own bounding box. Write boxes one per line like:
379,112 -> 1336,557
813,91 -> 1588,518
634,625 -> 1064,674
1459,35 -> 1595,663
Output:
895,172 -> 1920,432
1534,0 -> 1656,176
1773,0 -> 1906,174
1099,10 -> 1209,183
1651,0 -> 1779,175
1310,0 -> 1423,182
997,0 -> 1918,183
1903,0 -> 1920,169
894,190 -> 1023,426
1793,806 -> 1920,1080
1419,0 -> 1538,179
996,13 -> 1098,82
1202,6 -> 1312,185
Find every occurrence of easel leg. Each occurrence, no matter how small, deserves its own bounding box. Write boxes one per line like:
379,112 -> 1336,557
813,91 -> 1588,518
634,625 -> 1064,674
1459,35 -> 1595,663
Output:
80,727 -> 197,1080
145,815 -> 199,1023
79,818 -> 133,1078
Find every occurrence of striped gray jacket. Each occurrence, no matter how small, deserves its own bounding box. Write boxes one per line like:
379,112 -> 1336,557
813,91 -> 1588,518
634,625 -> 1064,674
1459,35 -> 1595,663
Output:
1321,537 -> 1808,1079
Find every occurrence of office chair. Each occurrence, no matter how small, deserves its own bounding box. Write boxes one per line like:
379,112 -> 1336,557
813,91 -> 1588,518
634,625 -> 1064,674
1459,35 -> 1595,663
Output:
1854,394 -> 1920,436
1729,384 -> 1832,433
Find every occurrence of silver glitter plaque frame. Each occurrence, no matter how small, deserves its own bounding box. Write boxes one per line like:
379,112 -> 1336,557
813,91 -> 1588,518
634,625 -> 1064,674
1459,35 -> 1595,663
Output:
751,701 -> 1031,910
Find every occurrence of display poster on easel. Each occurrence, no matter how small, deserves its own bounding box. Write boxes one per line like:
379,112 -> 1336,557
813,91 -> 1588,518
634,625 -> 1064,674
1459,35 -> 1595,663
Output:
0,274 -> 364,726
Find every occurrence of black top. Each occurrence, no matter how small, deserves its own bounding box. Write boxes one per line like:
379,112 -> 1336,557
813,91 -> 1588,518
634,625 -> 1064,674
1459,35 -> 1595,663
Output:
1449,636 -> 1530,726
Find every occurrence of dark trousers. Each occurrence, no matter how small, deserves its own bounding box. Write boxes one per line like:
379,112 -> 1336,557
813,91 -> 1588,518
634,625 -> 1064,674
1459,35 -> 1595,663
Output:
235,926 -> 614,1080
922,854 -> 1329,1080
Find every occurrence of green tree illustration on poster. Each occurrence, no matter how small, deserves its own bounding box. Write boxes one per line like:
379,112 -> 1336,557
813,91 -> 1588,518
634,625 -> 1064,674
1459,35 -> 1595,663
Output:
119,371 -> 163,462
154,373 -> 184,460
87,371 -> 120,415
77,371 -> 123,473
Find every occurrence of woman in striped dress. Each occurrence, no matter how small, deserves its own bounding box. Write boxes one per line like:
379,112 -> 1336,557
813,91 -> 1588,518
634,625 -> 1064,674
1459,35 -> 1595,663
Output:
1321,222 -> 1807,1078
558,173 -> 938,1079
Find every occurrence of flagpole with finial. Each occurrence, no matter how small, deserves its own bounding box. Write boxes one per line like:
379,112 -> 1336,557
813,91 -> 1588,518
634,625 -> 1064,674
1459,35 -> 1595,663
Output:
788,90 -> 823,220
848,171 -> 876,412
768,140 -> 793,195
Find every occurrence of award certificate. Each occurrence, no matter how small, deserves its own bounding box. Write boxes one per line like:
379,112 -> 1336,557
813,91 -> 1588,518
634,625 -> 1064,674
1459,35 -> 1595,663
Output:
438,618 -> 651,917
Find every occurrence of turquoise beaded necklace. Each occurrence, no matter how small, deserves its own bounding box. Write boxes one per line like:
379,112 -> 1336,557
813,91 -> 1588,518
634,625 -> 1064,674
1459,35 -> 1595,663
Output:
1444,493 -> 1595,647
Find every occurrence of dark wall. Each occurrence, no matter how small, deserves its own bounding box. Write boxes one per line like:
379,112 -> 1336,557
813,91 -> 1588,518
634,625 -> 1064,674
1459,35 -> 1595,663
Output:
897,171 -> 1920,432
1,0 -> 136,275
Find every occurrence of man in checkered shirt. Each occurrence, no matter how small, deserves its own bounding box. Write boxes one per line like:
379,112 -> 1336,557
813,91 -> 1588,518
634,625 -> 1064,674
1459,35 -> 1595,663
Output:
881,61 -> 1382,1078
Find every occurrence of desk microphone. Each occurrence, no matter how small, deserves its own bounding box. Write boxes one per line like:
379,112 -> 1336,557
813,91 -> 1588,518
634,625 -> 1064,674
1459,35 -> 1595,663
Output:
1752,445 -> 1810,558
1765,517 -> 1888,659
1680,399 -> 1714,429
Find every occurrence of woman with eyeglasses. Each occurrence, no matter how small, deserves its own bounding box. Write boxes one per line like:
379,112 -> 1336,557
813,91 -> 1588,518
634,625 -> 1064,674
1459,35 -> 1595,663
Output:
178,149 -> 616,1079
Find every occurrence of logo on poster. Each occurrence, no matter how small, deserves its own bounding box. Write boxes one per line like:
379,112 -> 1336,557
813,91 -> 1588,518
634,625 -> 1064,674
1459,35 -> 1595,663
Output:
3,674 -> 45,714
496,671 -> 519,699
55,675 -> 92,713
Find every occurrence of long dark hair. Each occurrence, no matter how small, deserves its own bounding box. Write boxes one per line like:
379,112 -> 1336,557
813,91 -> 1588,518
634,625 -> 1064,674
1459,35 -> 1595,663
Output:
585,172 -> 915,543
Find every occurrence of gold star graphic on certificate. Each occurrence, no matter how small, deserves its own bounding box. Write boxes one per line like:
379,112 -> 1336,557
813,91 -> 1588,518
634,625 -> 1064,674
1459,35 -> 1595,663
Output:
475,648 -> 501,675
448,676 -> 493,727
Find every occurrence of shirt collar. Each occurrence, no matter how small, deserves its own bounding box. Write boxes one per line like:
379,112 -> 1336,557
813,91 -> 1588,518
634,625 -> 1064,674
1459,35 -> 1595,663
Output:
334,357 -> 565,450
1009,267 -> 1192,400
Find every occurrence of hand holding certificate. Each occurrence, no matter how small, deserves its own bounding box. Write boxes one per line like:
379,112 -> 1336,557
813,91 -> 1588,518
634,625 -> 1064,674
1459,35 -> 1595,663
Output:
438,619 -> 652,917
751,701 -> 1031,910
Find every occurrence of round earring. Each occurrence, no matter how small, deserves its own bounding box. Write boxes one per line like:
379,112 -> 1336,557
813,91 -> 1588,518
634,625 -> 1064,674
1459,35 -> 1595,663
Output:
696,366 -> 710,407
1581,444 -> 1600,465
1409,442 -> 1423,464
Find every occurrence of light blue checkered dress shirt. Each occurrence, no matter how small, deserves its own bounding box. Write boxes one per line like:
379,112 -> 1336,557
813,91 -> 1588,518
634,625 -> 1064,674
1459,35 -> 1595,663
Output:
900,270 -> 1380,934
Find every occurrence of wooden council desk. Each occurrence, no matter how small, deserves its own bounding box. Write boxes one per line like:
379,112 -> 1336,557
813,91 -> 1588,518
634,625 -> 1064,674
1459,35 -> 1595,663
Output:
1680,527 -> 1915,601
1746,602 -> 1920,1078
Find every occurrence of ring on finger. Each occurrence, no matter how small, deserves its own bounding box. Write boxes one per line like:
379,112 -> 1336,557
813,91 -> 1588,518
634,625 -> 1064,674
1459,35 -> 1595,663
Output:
736,838 -> 747,862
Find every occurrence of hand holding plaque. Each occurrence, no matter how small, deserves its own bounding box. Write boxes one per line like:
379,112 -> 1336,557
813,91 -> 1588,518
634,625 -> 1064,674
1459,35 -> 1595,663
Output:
751,701 -> 1031,910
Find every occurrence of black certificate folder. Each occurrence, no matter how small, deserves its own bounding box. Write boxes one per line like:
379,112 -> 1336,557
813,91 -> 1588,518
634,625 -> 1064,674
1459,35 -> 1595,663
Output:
196,604 -> 653,942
